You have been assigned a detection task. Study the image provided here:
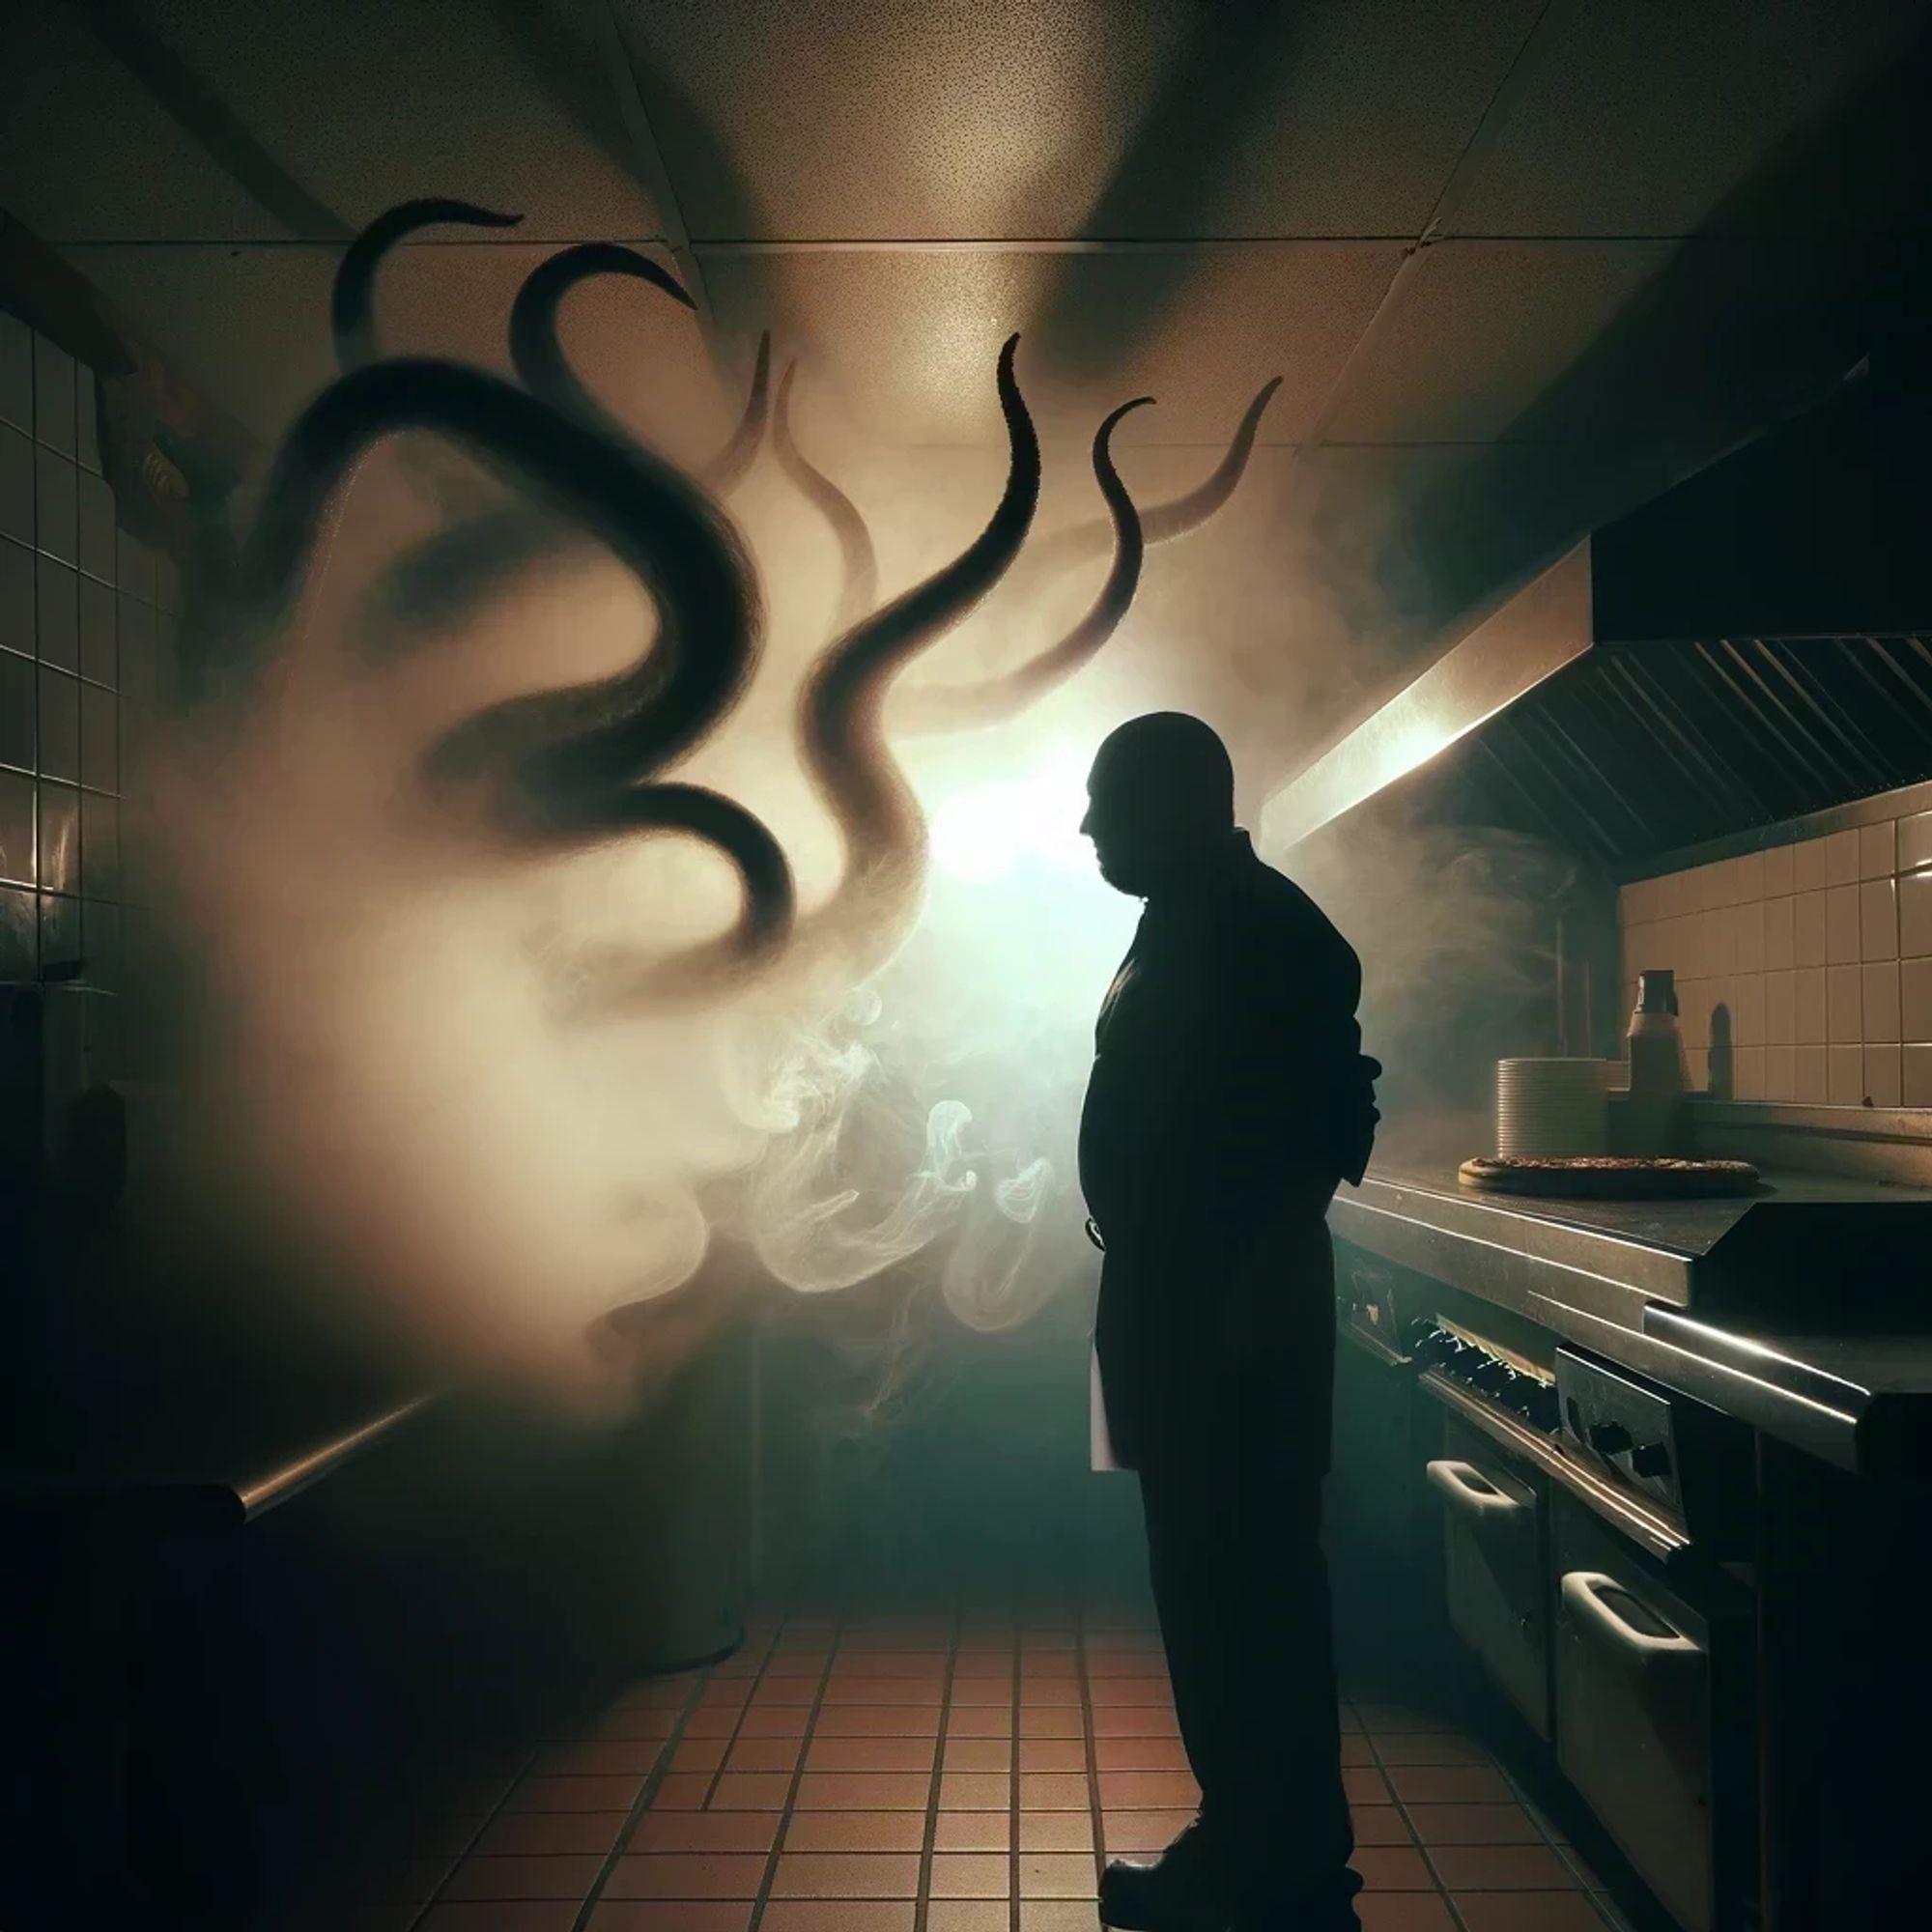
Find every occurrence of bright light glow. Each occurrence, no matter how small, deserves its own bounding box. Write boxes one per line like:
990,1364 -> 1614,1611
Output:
928,749 -> 1094,883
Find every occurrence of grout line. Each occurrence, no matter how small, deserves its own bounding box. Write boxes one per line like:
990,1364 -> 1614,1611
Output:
696,1621 -> 781,1811
747,1597 -> 846,1930
911,1594 -> 960,1932
568,1662 -> 714,1932
403,1739 -> 542,1931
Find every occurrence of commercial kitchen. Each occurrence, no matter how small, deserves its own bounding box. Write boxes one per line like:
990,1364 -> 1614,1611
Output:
3,6 -> 1931,1930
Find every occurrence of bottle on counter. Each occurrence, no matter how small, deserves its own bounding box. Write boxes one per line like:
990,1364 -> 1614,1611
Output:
1622,969 -> 1690,1153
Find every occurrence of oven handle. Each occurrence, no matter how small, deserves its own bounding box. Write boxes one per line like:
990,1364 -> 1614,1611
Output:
1426,1459 -> 1531,1524
1561,1570 -> 1701,1664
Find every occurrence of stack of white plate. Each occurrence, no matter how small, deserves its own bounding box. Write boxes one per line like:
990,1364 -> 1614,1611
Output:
1495,1058 -> 1609,1157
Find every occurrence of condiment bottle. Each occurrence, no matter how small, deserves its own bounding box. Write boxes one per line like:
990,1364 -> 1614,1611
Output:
1624,969 -> 1690,1153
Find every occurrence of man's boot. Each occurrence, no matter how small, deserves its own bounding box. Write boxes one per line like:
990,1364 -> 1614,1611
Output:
1098,1818 -> 1230,1931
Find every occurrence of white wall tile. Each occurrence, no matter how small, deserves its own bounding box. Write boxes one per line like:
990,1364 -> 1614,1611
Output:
1905,1044 -> 1932,1107
1685,1047 -> 1709,1093
1761,842 -> 1794,897
1705,857 -> 1740,908
1661,868 -> 1698,918
1734,898 -> 1765,972
1794,967 -> 1827,1044
1794,1044 -> 1828,1103
1899,869 -> 1932,957
1861,878 -> 1897,961
1861,819 -> 1897,880
1793,837 -> 1830,893
1826,884 -> 1861,965
1825,828 -> 1861,886
1793,890 -> 1827,967
1899,812 -> 1932,876
1865,1045 -> 1902,1108
1828,964 -> 1862,1042
1763,895 -> 1794,970
1681,982 -> 1710,1050
1734,972 -> 1766,1046
1765,1043 -> 1796,1100
1735,849 -> 1764,903
1735,1046 -> 1766,1100
1861,962 -> 1900,1041
1902,956 -> 1932,1040
1828,1044 -> 1864,1104
1766,969 -> 1796,1044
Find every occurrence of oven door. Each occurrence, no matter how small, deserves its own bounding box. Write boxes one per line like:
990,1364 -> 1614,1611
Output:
1427,1414 -> 1549,1737
1555,1495 -> 1714,1932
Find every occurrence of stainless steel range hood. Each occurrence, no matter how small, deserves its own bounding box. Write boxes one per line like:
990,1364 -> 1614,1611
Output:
1262,375 -> 1932,865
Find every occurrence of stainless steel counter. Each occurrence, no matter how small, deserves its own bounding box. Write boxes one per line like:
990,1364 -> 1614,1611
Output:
1331,1146 -> 1932,1473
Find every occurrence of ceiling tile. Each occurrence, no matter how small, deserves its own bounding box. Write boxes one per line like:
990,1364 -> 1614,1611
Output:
1451,0 -> 1929,237
621,0 -> 1545,241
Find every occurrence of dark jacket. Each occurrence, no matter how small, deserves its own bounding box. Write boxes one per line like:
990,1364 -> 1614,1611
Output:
1078,831 -> 1379,1468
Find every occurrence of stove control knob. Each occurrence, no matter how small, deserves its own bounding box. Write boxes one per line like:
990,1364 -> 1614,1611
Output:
1589,1420 -> 1634,1458
1631,1440 -> 1673,1480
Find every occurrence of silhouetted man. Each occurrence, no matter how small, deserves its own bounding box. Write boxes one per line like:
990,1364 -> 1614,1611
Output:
1078,714 -> 1379,1932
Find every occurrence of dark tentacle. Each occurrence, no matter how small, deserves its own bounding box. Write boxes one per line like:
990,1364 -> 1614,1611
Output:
897,395 -> 1152,731
207,357 -> 786,991
771,358 -> 880,635
508,244 -> 770,489
899,375 -> 1280,729
800,335 -> 1041,956
331,198 -> 523,373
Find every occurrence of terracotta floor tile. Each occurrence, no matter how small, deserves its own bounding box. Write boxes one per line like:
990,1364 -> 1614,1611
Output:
1354,1896 -> 1458,1931
1450,1893 -> 1611,1932
1342,1735 -> 1377,1766
821,1679 -> 945,1705
818,1706 -> 942,1738
683,1709 -> 746,1739
1375,1735 -> 1491,1768
1094,1738 -> 1188,1773
1020,1709 -> 1087,1740
1351,1845 -> 1435,1890
709,1772 -> 795,1809
1429,1843 -> 1578,1890
1019,1903 -> 1104,1931
737,1707 -> 812,1739
1101,1809 -> 1196,1854
1020,1688 -> 1084,1709
615,1682 -> 696,1713
474,1813 -> 629,1857
1096,1772 -> 1198,1809
585,1906 -> 753,1932
924,1904 -> 1009,1932
418,1908 -> 577,1932
1356,1706 -> 1435,1733
768,1851 -> 923,1897
1406,1803 -> 1542,1846
644,1774 -> 709,1810
600,1852 -> 768,1899
804,1736 -> 935,1774
948,1678 -> 1016,1707
629,1811 -> 781,1854
785,1811 -> 927,1853
928,1852 -> 1009,1897
756,1905 -> 915,1932
834,1652 -> 952,1676
1020,1852 -> 1095,1898
792,1772 -> 931,1810
944,1740 -> 1013,1774
751,1679 -> 822,1706
669,1738 -> 728,1774
763,1656 -> 830,1678
945,1708 -> 1015,1739
1087,1679 -> 1174,1706
1020,1812 -> 1094,1852
440,1857 -> 603,1901
699,1682 -> 751,1710
1387,1766 -> 1512,1804
536,1741 -> 662,1777
1345,1766 -> 1394,1805
505,1776 -> 641,1813
1019,1740 -> 1088,1774
1091,1708 -> 1179,1739
937,1773 -> 1011,1810
724,1738 -> 802,1774
935,1811 -> 1012,1852
1350,1806 -> 1415,1847
1020,1773 -> 1093,1809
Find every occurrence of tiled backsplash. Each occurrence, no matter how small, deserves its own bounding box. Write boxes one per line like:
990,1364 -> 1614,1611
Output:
1620,805 -> 1932,1107
0,305 -> 177,1084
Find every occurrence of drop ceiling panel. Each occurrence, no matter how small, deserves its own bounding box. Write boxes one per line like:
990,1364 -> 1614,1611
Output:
1450,0 -> 1930,237
619,0 -> 1545,241
699,242 -> 1402,447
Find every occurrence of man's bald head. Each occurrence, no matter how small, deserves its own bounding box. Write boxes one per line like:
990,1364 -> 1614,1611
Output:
1080,712 -> 1237,896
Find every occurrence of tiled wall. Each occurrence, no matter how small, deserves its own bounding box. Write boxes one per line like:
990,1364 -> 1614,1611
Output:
0,305 -> 177,1085
1620,808 -> 1932,1107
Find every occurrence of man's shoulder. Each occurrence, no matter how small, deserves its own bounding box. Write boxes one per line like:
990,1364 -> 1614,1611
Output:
1241,852 -> 1353,958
